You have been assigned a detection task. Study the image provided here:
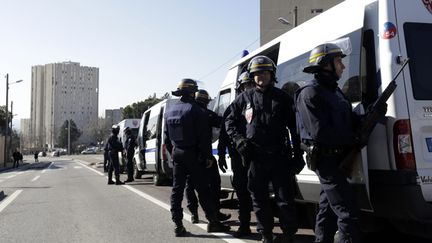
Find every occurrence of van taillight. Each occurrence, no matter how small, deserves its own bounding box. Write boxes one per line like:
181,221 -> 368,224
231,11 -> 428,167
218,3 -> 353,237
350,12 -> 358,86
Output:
162,144 -> 167,161
393,119 -> 416,170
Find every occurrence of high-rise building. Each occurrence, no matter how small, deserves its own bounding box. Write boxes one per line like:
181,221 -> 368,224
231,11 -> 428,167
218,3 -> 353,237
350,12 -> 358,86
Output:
30,61 -> 99,149
105,108 -> 123,128
20,118 -> 31,150
260,0 -> 343,45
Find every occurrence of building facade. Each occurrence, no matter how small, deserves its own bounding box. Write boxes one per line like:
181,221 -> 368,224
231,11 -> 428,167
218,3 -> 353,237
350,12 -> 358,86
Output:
30,61 -> 99,149
105,108 -> 123,128
20,118 -> 31,150
260,0 -> 343,45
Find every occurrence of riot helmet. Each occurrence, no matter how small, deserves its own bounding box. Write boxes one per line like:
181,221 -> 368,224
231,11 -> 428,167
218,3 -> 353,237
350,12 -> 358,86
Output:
111,125 -> 120,135
247,55 -> 277,76
124,127 -> 131,135
172,78 -> 198,97
195,89 -> 211,106
303,43 -> 347,74
236,71 -> 254,91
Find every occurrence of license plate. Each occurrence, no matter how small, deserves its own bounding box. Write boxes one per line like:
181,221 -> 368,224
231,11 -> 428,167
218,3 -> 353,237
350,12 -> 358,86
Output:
426,137 -> 432,153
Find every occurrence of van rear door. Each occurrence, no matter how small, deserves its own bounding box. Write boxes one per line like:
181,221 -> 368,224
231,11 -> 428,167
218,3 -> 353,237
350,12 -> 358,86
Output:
394,0 -> 432,201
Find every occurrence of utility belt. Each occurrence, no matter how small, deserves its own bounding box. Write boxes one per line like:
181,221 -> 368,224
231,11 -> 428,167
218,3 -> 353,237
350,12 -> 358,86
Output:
300,141 -> 347,171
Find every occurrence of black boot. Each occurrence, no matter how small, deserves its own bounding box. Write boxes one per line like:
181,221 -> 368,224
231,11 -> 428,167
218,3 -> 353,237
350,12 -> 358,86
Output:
174,223 -> 187,237
207,221 -> 230,233
274,233 -> 294,243
191,213 -> 199,224
124,178 -> 134,183
107,174 -> 114,185
217,212 -> 231,221
233,225 -> 252,238
261,233 -> 274,243
115,176 -> 124,185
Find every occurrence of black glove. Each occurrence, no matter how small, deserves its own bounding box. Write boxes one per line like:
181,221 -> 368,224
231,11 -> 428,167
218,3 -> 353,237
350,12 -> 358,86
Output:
235,138 -> 251,157
218,155 -> 227,173
291,155 -> 305,175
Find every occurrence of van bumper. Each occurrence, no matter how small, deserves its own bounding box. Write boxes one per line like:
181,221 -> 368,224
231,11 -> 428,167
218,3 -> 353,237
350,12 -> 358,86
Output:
369,170 -> 432,238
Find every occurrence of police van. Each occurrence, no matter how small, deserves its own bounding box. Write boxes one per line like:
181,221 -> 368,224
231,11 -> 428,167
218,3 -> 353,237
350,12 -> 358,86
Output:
212,0 -> 432,237
117,118 -> 140,172
133,98 -> 176,185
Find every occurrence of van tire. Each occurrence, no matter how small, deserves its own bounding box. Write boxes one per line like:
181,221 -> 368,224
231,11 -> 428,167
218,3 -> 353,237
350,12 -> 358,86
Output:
153,173 -> 168,186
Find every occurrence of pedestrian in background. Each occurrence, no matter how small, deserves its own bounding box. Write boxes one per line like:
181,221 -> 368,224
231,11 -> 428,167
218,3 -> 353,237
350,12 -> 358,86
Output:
34,151 -> 39,163
13,148 -> 21,168
164,79 -> 230,237
226,56 -> 304,243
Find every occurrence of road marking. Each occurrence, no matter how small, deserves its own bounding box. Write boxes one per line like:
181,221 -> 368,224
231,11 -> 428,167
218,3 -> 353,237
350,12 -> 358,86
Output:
0,190 -> 23,213
123,185 -> 245,242
73,166 -> 82,169
77,160 -> 245,243
31,175 -> 40,182
41,162 -> 53,173
75,161 -> 104,176
5,174 -> 17,179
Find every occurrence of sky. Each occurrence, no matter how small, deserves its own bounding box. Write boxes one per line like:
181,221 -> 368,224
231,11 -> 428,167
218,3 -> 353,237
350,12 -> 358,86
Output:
0,0 -> 259,129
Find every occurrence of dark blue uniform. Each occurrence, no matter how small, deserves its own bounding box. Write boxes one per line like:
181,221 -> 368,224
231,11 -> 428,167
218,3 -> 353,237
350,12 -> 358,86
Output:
218,105 -> 253,227
226,86 -> 303,237
295,77 -> 361,243
164,96 -> 217,225
106,135 -> 124,181
185,108 -> 223,217
125,134 -> 137,180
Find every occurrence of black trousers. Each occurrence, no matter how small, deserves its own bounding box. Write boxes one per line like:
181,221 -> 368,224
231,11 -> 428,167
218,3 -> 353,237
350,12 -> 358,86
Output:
314,154 -> 360,243
126,155 -> 134,179
185,161 -> 221,214
231,149 -> 253,226
170,147 -> 216,224
108,152 -> 120,179
247,154 -> 297,235
13,159 -> 19,168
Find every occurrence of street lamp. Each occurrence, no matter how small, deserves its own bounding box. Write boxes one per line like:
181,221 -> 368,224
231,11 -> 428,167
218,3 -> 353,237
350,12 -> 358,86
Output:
278,17 -> 291,26
4,74 -> 23,167
278,6 -> 298,28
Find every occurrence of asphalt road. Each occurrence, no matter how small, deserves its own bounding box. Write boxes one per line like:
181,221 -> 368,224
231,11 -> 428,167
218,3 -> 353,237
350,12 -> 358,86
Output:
0,155 -> 430,242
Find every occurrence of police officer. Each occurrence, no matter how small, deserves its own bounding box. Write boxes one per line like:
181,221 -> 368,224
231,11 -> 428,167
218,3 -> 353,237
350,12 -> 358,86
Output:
226,56 -> 304,243
124,127 -> 136,183
218,72 -> 254,238
105,125 -> 125,185
164,79 -> 230,237
295,43 -> 365,243
185,89 -> 231,224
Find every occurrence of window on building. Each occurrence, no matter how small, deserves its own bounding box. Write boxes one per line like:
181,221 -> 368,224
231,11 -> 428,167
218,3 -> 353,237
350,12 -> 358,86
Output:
311,8 -> 323,14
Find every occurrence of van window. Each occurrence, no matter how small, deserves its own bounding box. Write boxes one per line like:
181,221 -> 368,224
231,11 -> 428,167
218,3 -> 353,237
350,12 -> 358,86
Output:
404,23 -> 432,100
360,29 -> 378,108
146,116 -> 158,139
215,89 -> 231,116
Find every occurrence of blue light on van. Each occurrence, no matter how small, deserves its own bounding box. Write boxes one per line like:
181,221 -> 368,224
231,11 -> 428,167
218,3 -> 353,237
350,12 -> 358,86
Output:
426,137 -> 432,152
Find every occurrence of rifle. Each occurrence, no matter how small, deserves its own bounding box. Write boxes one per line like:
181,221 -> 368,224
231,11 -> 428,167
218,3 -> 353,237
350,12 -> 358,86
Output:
339,58 -> 410,177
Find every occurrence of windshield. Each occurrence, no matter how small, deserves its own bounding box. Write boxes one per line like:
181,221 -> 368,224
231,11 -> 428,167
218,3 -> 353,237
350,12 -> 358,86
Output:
404,23 -> 432,100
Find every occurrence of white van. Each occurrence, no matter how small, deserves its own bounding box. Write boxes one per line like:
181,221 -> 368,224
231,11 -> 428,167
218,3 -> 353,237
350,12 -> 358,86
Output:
212,0 -> 432,237
133,98 -> 177,185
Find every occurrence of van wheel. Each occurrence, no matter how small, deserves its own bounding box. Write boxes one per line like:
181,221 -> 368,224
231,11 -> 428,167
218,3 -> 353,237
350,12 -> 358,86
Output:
153,173 -> 168,186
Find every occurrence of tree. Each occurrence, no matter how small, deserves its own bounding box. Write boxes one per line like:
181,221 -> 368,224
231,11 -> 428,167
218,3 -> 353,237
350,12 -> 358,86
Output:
57,120 -> 82,149
89,117 -> 110,146
122,93 -> 169,119
0,105 -> 12,135
11,129 -> 20,151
